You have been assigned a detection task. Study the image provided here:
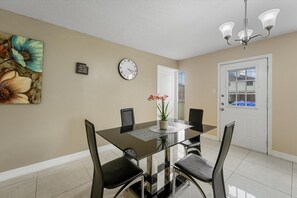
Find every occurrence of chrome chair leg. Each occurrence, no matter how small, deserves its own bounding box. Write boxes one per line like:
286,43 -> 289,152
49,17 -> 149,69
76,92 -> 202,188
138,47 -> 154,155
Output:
184,146 -> 188,156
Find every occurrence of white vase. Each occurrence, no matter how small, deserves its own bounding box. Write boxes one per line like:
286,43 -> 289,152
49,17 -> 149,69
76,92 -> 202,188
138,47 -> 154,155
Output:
159,120 -> 168,130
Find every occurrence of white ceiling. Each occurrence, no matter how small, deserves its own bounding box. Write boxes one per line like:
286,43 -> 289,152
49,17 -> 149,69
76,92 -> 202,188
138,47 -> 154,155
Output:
0,0 -> 296,60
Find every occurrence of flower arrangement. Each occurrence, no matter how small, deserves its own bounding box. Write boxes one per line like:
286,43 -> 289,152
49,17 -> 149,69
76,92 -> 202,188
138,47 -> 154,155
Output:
148,94 -> 169,121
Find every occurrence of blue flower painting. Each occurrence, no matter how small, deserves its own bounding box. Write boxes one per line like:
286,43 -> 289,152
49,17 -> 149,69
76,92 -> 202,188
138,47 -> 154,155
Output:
0,32 -> 44,104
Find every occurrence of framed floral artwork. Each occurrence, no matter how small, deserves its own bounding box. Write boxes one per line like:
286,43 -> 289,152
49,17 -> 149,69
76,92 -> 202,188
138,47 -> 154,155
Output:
0,32 -> 44,104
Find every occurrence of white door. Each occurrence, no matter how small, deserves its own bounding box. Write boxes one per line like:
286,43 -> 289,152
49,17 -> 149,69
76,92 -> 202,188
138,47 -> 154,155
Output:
219,58 -> 268,153
157,65 -> 178,119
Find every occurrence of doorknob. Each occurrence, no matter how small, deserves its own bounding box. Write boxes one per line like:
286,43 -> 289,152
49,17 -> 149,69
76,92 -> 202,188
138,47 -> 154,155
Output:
220,108 -> 224,111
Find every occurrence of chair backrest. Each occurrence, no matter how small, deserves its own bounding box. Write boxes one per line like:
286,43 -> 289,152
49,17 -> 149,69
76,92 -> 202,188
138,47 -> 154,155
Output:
85,119 -> 104,198
189,108 -> 203,124
120,108 -> 135,126
213,121 -> 235,178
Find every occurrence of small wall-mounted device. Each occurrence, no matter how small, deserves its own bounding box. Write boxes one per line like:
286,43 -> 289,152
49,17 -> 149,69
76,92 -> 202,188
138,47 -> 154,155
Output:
75,62 -> 88,75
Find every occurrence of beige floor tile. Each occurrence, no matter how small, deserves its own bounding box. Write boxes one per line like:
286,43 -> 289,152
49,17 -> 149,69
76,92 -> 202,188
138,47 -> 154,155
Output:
36,161 -> 91,198
0,172 -> 37,188
0,178 -> 36,198
203,149 -> 243,172
81,151 -> 119,178
2,142 -> 296,198
226,173 -> 291,198
235,161 -> 292,194
54,182 -> 91,198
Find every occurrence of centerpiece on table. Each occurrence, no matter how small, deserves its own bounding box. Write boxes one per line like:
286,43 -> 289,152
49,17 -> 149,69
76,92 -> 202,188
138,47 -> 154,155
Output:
148,94 -> 170,130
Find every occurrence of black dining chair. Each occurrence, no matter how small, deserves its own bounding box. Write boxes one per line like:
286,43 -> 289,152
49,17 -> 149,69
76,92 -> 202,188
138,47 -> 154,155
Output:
120,108 -> 139,166
85,119 -> 144,198
180,108 -> 204,156
172,121 -> 235,198
120,108 -> 135,127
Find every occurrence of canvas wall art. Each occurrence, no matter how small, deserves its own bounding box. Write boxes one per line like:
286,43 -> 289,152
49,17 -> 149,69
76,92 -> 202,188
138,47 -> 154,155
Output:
0,32 -> 44,104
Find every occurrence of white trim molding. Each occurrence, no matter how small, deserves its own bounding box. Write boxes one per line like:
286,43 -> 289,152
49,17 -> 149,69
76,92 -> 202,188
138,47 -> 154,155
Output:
0,144 -> 114,182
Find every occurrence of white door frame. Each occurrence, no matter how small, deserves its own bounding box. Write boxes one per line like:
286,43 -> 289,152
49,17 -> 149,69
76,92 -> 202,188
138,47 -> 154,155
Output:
157,65 -> 178,119
217,54 -> 272,154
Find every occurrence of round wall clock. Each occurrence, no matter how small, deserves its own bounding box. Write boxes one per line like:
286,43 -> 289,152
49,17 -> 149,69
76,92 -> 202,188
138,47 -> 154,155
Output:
118,58 -> 138,80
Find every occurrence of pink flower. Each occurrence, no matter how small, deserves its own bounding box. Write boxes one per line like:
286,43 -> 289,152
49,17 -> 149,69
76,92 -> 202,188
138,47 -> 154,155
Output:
147,94 -> 168,101
147,94 -> 170,120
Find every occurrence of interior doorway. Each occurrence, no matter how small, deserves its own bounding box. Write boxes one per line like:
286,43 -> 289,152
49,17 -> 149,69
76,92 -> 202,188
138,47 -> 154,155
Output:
157,65 -> 178,119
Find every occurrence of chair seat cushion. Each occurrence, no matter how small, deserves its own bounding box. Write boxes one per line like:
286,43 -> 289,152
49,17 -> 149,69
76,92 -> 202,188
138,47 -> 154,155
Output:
102,157 -> 143,189
175,153 -> 214,182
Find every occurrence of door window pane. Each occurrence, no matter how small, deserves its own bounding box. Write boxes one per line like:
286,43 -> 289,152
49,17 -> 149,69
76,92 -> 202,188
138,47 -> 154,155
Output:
228,82 -> 236,92
246,81 -> 255,92
227,67 -> 256,107
237,69 -> 246,81
236,94 -> 246,106
228,70 -> 237,81
247,68 -> 256,80
247,94 -> 256,106
228,94 -> 236,106
237,81 -> 246,92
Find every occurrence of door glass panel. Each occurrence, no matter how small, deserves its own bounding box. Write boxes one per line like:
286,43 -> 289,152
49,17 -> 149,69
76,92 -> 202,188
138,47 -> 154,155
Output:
228,70 -> 236,81
228,82 -> 236,92
227,67 -> 256,107
247,68 -> 256,80
246,81 -> 255,92
247,94 -> 256,106
237,81 -> 246,92
237,94 -> 246,106
237,69 -> 246,81
228,94 -> 236,106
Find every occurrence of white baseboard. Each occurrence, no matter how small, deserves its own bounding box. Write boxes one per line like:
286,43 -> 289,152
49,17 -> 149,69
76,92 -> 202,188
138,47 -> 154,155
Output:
0,144 -> 114,182
201,133 -> 219,141
270,149 -> 297,163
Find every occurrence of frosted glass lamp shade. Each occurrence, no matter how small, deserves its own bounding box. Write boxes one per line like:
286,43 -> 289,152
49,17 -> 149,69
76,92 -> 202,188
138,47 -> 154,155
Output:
238,29 -> 253,40
258,9 -> 280,30
219,22 -> 235,39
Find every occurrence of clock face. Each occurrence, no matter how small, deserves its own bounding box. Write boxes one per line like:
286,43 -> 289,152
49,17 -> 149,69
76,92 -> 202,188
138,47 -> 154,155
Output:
118,58 -> 138,80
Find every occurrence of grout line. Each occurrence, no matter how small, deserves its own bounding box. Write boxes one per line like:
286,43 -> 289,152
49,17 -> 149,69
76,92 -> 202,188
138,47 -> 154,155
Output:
234,171 -> 293,197
235,149 -> 250,169
52,181 -> 91,198
0,172 -> 37,190
225,150 -> 250,184
234,150 -> 293,196
80,159 -> 93,180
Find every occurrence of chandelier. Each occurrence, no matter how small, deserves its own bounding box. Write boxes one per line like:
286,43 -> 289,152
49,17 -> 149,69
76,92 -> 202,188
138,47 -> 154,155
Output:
219,0 -> 280,48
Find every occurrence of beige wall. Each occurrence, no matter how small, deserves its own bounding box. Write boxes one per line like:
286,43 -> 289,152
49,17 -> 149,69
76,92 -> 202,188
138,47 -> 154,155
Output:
179,31 -> 297,157
0,9 -> 177,172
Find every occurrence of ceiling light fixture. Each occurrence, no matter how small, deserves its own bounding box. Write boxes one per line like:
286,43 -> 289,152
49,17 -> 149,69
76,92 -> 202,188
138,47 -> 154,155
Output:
219,0 -> 280,48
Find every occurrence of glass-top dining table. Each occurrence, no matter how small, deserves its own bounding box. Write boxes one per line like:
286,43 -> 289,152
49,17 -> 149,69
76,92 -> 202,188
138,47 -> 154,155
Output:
96,119 -> 216,197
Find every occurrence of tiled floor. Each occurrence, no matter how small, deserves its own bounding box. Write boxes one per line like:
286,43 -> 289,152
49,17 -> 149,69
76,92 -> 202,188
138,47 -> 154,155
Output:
0,137 -> 296,198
